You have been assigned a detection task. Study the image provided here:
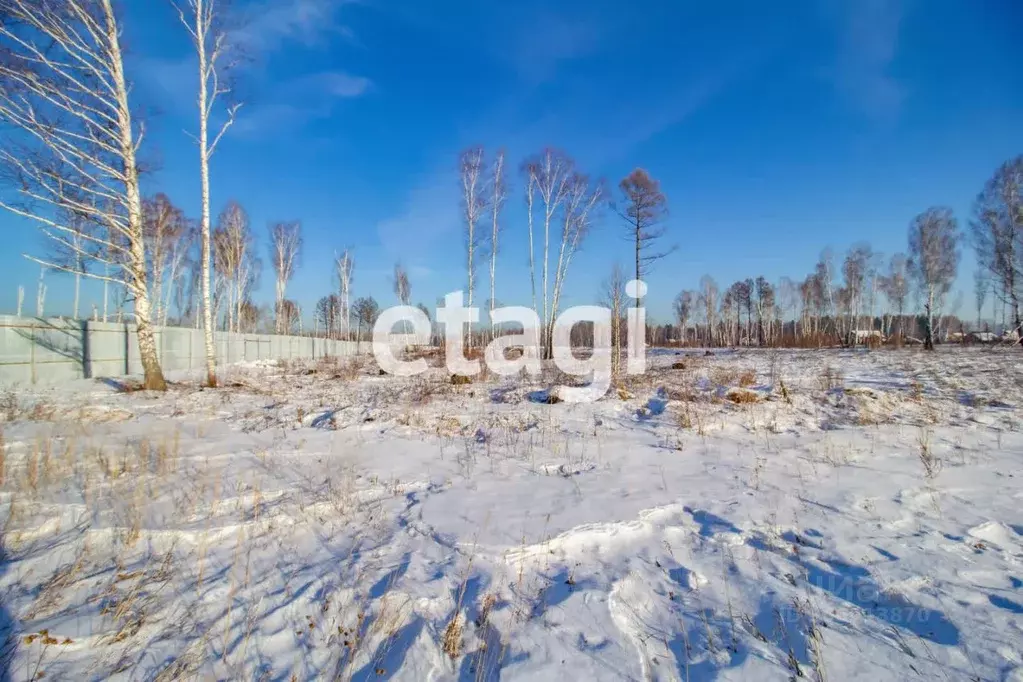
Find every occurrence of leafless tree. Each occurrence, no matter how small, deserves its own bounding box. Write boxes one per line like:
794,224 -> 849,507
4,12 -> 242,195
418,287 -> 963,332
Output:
523,149 -> 602,357
315,294 -> 341,337
334,248 -> 353,340
175,0 -> 241,384
487,149 -> 506,334
842,243 -> 873,344
35,267 -> 46,317
674,290 -> 694,346
393,262 -> 411,306
754,276 -> 775,346
721,287 -> 737,347
777,276 -> 800,341
142,194 -> 188,326
971,156 -> 1022,344
908,207 -> 961,350
973,269 -> 988,331
269,220 -> 302,334
524,149 -> 571,354
393,262 -> 411,336
523,161 -> 539,314
213,201 -> 257,332
460,146 -> 486,344
0,0 -> 167,388
275,299 -> 300,335
42,206 -> 90,319
616,169 -> 675,304
165,219 -> 197,326
352,296 -> 379,347
698,275 -> 718,346
603,264 -> 626,381
549,172 -> 604,352
880,253 -> 909,341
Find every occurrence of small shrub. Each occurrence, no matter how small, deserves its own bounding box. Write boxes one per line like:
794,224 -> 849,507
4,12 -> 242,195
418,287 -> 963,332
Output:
0,390 -> 19,421
726,389 -> 760,405
779,378 -> 792,405
817,365 -> 843,391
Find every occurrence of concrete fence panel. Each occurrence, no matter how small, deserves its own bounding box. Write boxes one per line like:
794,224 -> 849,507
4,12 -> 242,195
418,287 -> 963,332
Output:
0,316 -> 359,385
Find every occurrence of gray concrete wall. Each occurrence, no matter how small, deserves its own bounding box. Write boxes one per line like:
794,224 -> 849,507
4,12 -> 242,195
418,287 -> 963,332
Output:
0,316 -> 359,385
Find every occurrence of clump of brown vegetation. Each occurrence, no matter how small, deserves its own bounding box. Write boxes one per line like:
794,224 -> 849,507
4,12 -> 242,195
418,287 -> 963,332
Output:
450,374 -> 473,386
726,389 -> 760,405
738,369 -> 757,387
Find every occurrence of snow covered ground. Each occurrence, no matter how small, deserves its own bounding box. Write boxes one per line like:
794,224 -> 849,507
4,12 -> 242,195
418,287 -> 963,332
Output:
0,346 -> 1021,681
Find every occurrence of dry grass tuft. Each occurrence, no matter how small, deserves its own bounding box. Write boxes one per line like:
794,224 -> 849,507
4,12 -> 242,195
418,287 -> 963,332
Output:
442,613 -> 464,658
726,389 -> 761,405
817,365 -> 843,391
710,367 -> 740,387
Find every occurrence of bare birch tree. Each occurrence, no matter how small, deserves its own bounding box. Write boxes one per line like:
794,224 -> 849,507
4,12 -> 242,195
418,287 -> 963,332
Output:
393,262 -> 411,306
460,146 -> 486,345
142,193 -> 187,327
0,0 -> 168,388
674,290 -> 694,346
754,276 -> 775,346
213,201 -> 255,332
880,253 -> 909,341
971,156 -> 1022,344
603,264 -> 626,381
908,207 -> 961,350
699,275 -> 719,346
842,243 -> 873,344
269,220 -> 302,334
334,248 -> 353,340
973,269 -> 988,331
524,149 -> 573,355
392,262 -> 411,338
487,149 -> 506,335
547,171 -> 605,356
175,0 -> 241,384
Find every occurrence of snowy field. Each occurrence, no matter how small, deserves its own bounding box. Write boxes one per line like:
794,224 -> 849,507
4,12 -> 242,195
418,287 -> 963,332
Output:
0,346 -> 1021,681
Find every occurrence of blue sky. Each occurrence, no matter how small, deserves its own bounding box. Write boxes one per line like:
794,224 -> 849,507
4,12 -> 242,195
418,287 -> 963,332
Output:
1,0 -> 1020,322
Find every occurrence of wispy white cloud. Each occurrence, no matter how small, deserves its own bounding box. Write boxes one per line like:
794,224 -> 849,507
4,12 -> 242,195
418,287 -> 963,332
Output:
230,0 -> 356,52
292,71 -> 373,99
501,11 -> 604,85
231,70 -> 371,134
376,173 -> 460,263
830,0 -> 905,122
136,0 -> 368,137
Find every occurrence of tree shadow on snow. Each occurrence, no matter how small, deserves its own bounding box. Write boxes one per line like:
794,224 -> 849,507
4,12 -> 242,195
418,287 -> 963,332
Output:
683,507 -> 742,537
0,540 -> 13,682
665,607 -> 749,681
747,535 -> 960,646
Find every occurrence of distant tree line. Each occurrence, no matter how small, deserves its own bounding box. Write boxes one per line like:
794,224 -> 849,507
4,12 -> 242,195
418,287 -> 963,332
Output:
1,2 -> 1019,392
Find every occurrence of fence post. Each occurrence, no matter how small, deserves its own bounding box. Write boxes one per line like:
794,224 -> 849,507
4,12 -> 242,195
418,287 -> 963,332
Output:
81,319 -> 91,379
